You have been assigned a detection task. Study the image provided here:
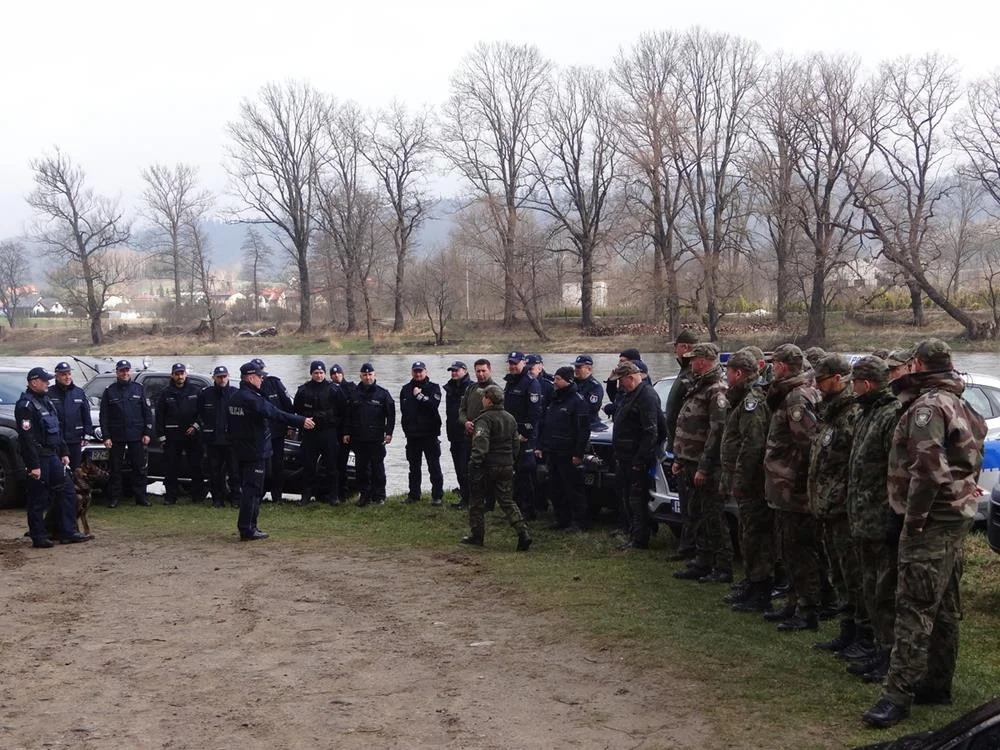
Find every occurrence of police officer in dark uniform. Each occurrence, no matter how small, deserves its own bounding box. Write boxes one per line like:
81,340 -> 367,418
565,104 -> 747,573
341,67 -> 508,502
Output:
535,366 -> 590,530
155,363 -> 206,505
330,364 -> 357,502
293,360 -> 347,505
443,361 -> 472,507
99,359 -> 153,508
572,354 -> 605,427
197,365 -> 241,508
251,358 -> 294,503
503,351 -> 542,519
48,361 -> 93,528
400,360 -> 444,505
228,362 -> 313,540
526,355 -> 554,411
345,362 -> 395,506
17,367 -> 89,547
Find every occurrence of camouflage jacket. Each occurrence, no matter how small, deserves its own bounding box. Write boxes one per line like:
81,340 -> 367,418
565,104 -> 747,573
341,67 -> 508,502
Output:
764,370 -> 820,513
808,387 -> 859,518
672,365 -> 727,475
664,359 -> 692,451
888,370 -> 987,525
847,387 -> 901,539
469,404 -> 520,471
719,380 -> 770,499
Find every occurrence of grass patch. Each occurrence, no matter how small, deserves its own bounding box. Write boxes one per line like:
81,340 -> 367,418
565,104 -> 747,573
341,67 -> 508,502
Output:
65,496 -> 1000,748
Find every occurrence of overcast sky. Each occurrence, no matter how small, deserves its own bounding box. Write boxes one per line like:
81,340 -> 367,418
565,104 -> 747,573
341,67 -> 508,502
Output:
2,0 -> 998,239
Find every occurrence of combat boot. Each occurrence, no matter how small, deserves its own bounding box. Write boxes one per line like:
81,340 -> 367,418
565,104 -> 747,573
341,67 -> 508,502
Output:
673,565 -> 711,581
698,568 -> 733,584
732,581 -> 773,613
722,578 -> 751,605
813,618 -> 856,652
460,531 -> 484,546
847,648 -> 887,678
516,530 -> 532,552
762,602 -> 795,622
838,626 -> 877,662
776,613 -> 818,632
862,697 -> 909,729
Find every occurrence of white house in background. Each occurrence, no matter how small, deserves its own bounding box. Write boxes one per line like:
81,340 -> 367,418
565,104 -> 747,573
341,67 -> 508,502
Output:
224,291 -> 247,309
31,297 -> 66,315
561,281 -> 608,309
259,287 -> 287,310
102,295 -> 128,310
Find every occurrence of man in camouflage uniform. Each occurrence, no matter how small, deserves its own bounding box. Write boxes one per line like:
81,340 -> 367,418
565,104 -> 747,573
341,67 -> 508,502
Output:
863,339 -> 987,729
719,349 -> 773,611
763,344 -> 821,632
672,343 -> 732,583
460,385 -> 532,552
846,355 -> 902,684
804,346 -> 827,370
886,348 -> 914,383
808,355 -> 863,655
664,329 -> 699,560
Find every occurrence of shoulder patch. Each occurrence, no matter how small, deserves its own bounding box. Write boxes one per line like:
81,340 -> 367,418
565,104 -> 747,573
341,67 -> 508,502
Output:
790,405 -> 803,422
589,394 -> 599,403
914,406 -> 933,428
21,419 -> 31,431
529,393 -> 539,403
473,428 -> 484,439
716,393 -> 728,410
744,398 -> 757,412
821,427 -> 833,447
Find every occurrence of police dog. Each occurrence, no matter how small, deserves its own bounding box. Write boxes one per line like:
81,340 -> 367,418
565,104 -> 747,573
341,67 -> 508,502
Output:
73,460 -> 108,537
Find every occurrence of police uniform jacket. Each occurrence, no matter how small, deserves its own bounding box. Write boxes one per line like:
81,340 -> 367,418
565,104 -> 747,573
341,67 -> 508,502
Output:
537,372 -> 555,412
99,379 -> 153,442
611,380 -> 661,468
574,375 -> 604,425
155,380 -> 202,441
48,381 -> 93,443
348,381 -> 396,442
536,383 -> 589,456
228,381 -> 307,463
503,370 -> 541,442
443,374 -> 472,441
294,379 -> 347,432
262,375 -> 294,430
400,378 -> 442,438
469,404 -> 519,471
15,389 -> 68,469
197,383 -> 238,446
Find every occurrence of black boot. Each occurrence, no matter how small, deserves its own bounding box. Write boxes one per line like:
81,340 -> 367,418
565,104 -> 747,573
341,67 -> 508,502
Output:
673,565 -> 711,580
776,613 -> 818,632
722,578 -> 751,605
839,626 -> 877,662
461,531 -> 484,546
813,618 -> 856,652
732,581 -> 773,613
862,697 -> 909,729
516,530 -> 532,552
862,648 -> 892,683
762,602 -> 795,622
847,648 -> 887,677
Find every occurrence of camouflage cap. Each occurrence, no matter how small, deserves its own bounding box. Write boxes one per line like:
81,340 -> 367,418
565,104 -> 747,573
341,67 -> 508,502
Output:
804,346 -> 827,368
814,353 -> 853,380
684,342 -> 719,361
870,348 -> 890,360
740,345 -> 765,363
483,384 -> 505,405
914,338 -> 952,371
725,349 -> 759,374
609,361 -> 641,380
852,355 -> 889,386
772,343 -> 804,369
886,347 -> 915,367
675,329 -> 699,345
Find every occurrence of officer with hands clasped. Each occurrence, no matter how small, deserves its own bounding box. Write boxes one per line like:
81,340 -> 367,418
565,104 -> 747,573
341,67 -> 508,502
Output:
156,363 -> 206,505
293,360 -> 347,505
16,367 -> 89,547
400,360 -> 445,506
99,359 -> 153,508
345,362 -> 395,506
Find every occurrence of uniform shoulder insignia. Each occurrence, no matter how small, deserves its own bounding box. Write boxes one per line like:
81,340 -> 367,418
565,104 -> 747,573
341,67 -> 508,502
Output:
21,419 -> 31,431
790,405 -> 803,422
716,393 -> 728,409
529,393 -> 539,403
589,394 -> 599,403
821,427 -> 833,446
914,406 -> 933,428
744,398 -> 757,412
473,427 -> 484,439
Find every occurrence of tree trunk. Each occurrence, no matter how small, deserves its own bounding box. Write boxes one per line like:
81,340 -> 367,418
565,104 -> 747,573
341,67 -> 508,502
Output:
393,246 -> 406,332
806,265 -> 826,345
81,255 -> 102,345
172,230 -> 182,322
652,248 -> 664,323
775,245 -> 789,325
296,244 -> 312,334
580,242 -> 594,329
907,280 -> 924,327
344,268 -> 358,333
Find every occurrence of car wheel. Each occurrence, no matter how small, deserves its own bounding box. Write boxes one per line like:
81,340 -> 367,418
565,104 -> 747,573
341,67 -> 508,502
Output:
0,448 -> 18,508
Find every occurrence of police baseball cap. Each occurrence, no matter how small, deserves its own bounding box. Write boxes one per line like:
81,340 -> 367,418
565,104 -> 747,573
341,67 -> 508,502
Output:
171,362 -> 186,374
310,360 -> 326,373
411,361 -> 426,371
574,354 -> 594,366
507,351 -> 525,363
54,361 -> 72,373
360,362 -> 375,373
525,354 -> 543,366
447,361 -> 467,371
240,361 -> 264,377
250,358 -> 267,372
27,367 -> 53,382
483,385 -> 505,404
115,359 -> 132,371
212,365 -> 229,377
330,364 -> 344,374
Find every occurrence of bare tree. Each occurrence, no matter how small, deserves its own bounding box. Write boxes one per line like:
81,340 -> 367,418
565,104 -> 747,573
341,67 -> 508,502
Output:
188,220 -> 224,341
953,71 -> 1000,211
928,177 -> 988,300
140,163 -> 212,319
366,101 -> 433,332
226,80 -> 330,334
47,250 -> 134,335
0,241 -> 30,328
529,65 -> 619,329
409,247 -> 462,345
26,148 -> 132,344
440,41 -> 552,324
240,227 -> 272,319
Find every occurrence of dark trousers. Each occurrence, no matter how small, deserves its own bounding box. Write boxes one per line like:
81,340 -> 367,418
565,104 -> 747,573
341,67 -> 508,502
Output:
28,454 -> 73,542
109,440 -> 147,504
354,441 -> 387,501
237,460 -> 266,538
616,458 -> 651,546
513,445 -> 537,517
337,441 -> 352,498
776,509 -> 821,615
448,436 -> 470,503
405,435 -> 444,500
268,436 -> 286,502
546,453 -> 588,529
301,429 -> 339,502
53,443 -> 82,532
164,435 -> 205,502
206,444 -> 240,507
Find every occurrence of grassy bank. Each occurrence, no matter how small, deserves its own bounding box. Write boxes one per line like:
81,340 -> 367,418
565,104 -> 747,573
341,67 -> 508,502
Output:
55,494 -> 1000,749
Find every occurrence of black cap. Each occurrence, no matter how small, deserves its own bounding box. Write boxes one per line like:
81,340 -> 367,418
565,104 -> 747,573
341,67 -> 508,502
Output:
250,358 -> 266,373
634,359 -> 649,374
447,361 -> 467,372
411,361 -> 426,371
507,351 -> 525,363
54,361 -> 72,373
360,362 -> 375,373
212,366 -> 229,377
115,359 -> 132,371
554,366 -> 575,382
310,360 -> 326,373
675,330 -> 699,345
240,362 -> 264,377
171,362 -> 186,374
619,348 -> 641,361
574,354 -> 594,366
525,354 -> 543,366
330,364 -> 343,374
27,367 -> 53,382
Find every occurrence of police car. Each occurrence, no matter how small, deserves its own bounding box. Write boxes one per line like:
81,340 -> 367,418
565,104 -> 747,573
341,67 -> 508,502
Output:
0,368 -> 31,507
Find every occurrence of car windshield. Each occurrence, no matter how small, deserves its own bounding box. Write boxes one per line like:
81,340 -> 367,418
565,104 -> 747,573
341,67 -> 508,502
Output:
0,372 -> 27,405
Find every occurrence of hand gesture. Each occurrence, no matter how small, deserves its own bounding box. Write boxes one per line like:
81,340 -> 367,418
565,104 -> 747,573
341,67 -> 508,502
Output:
303,417 -> 316,430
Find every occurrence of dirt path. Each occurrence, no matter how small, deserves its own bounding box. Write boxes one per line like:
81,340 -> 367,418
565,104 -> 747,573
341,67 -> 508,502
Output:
0,516 -> 710,749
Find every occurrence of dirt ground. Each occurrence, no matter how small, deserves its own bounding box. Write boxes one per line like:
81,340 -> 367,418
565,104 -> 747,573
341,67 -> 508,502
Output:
0,514 -> 710,750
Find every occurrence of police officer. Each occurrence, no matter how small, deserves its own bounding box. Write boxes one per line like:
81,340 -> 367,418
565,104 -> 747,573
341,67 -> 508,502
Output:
198,365 -> 241,508
503,351 -> 541,520
443,361 -> 472,508
155,363 -> 206,505
228,362 -> 314,540
534,366 -> 590,530
293,360 -> 347,505
251,358 -> 294,503
48,361 -> 93,530
99,359 -> 153,508
16,367 -> 89,547
330,364 -> 357,502
461,385 -> 532,551
572,354 -> 604,427
345,363 -> 395,506
526,354 -> 554,411
400,360 -> 444,505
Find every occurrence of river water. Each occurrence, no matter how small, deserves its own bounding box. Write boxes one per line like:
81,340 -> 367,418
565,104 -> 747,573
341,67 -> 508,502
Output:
7,349 -> 1000,497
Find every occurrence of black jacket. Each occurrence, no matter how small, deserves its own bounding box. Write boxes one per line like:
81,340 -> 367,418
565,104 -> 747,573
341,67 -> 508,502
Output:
348,381 -> 396,442
399,378 -> 442,438
503,369 -> 542,441
294,379 -> 347,432
536,371 -> 555,412
228,382 -> 306,462
612,380 -> 661,468
48,381 -> 93,443
155,380 -> 202,441
197,383 -> 239,446
99,379 -> 153,442
261,375 -> 293,429
443,374 -> 472,441
574,375 -> 604,425
536,383 -> 589,457
15,389 -> 68,468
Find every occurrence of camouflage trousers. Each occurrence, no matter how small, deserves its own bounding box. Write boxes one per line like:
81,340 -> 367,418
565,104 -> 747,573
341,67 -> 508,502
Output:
820,514 -> 863,622
736,493 -> 773,583
469,464 -> 526,537
857,537 -> 898,648
775,509 -> 821,615
678,461 -> 732,571
884,520 -> 968,709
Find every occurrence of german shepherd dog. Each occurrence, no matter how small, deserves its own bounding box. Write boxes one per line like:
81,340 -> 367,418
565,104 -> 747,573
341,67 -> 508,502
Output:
73,460 -> 108,537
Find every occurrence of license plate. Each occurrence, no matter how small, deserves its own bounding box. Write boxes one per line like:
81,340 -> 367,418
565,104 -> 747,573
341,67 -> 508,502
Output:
88,449 -> 110,462
671,499 -> 681,515
347,453 -> 355,468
